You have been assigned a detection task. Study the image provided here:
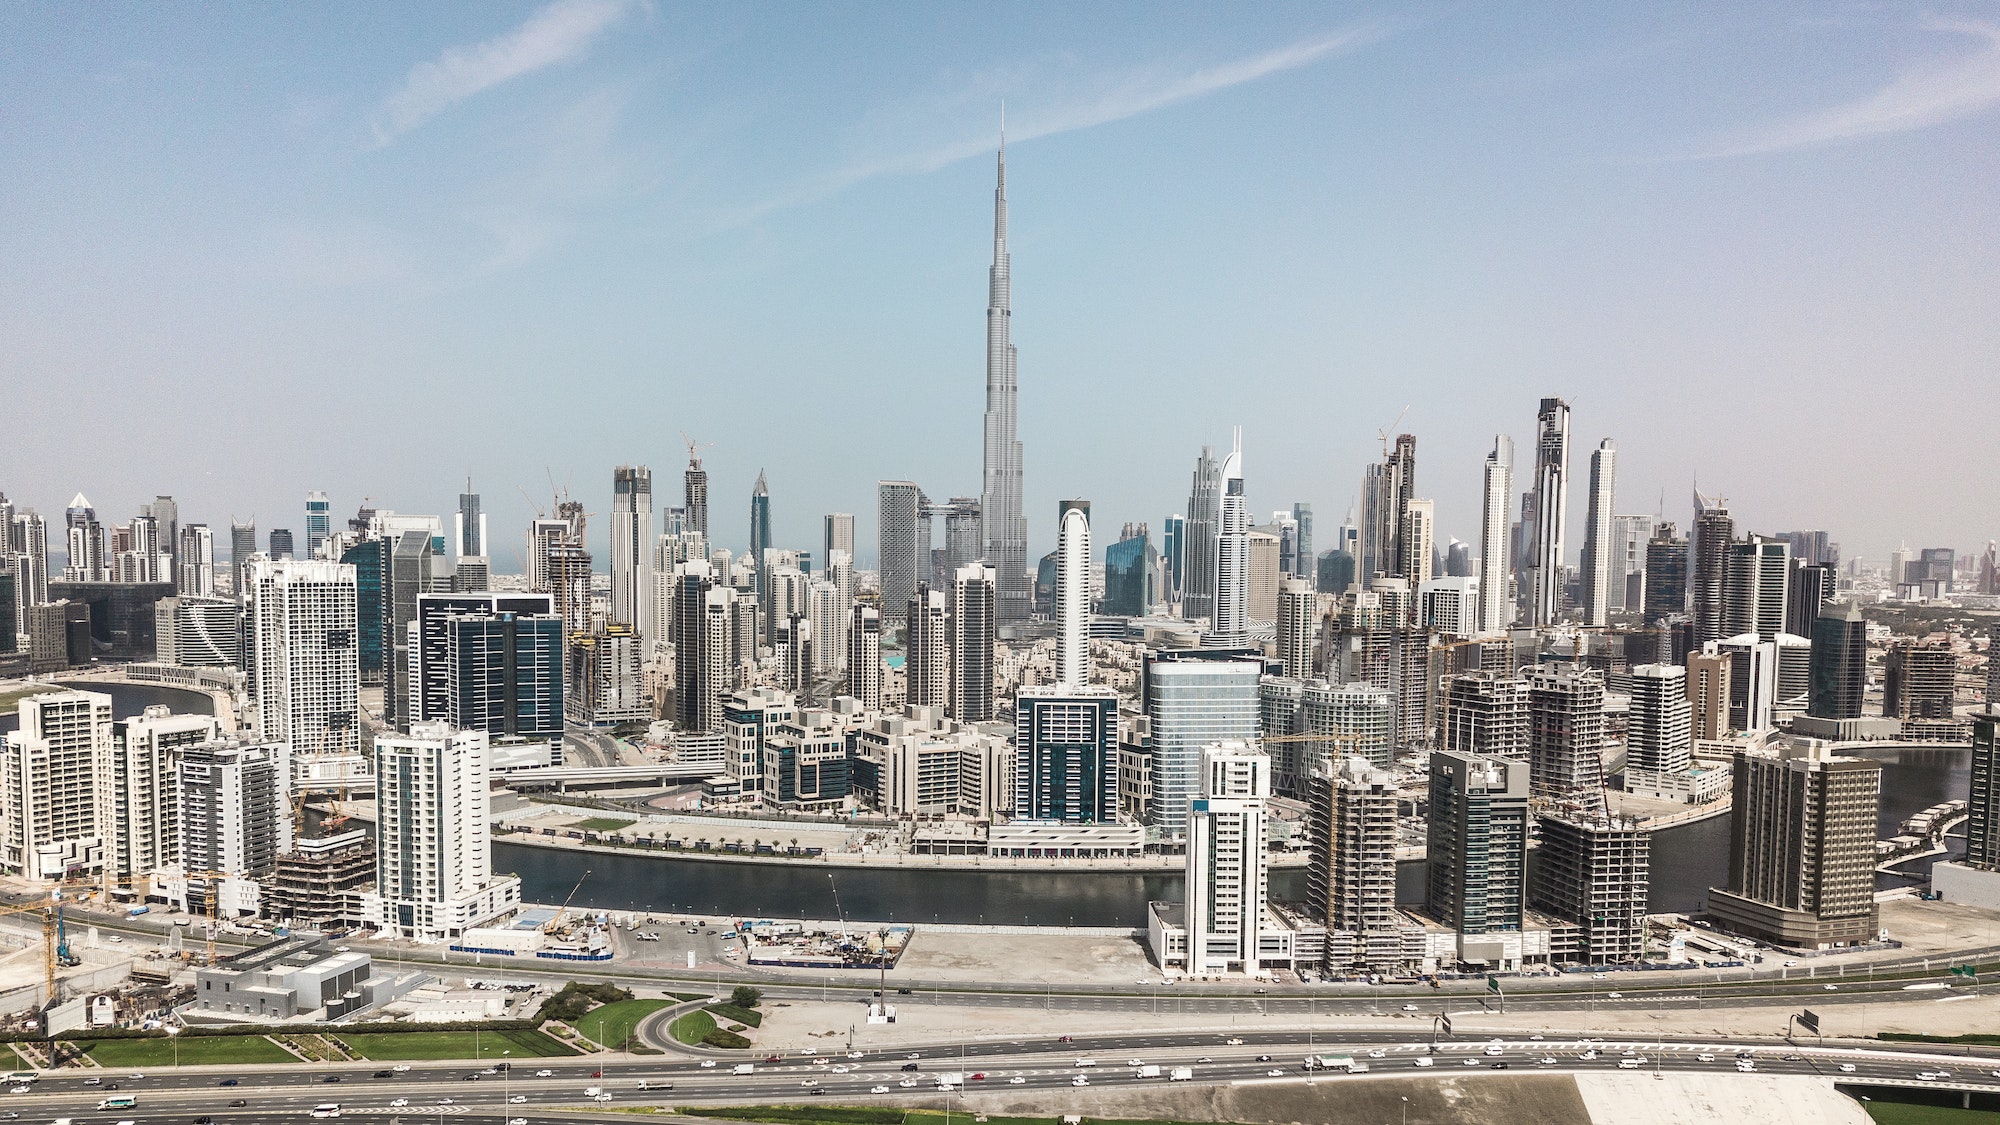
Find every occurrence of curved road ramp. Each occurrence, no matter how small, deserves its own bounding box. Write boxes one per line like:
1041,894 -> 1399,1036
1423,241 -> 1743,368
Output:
938,1072 -> 1868,1124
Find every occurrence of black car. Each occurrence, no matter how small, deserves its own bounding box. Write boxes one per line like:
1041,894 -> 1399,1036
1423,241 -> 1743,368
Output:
228,1100 -> 248,1108
1491,1062 -> 1510,1069
896,987 -> 912,995
373,1070 -> 393,1078
901,1063 -> 920,1072
1257,1055 -> 1272,1062
810,1088 -> 827,1096
219,1078 -> 238,1086
464,1073 -> 481,1081
194,1118 -> 215,1125
323,1075 -> 341,1083
493,1062 -> 509,1071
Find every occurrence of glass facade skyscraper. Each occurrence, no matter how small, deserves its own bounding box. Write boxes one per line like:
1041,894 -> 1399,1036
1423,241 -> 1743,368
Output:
1103,531 -> 1153,618
1145,654 -> 1261,835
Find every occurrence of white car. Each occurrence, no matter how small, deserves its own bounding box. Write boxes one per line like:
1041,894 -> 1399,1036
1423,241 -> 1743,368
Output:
1226,1038 -> 1243,1046
1697,1054 -> 1715,1062
6,1087 -> 23,1095
1538,1057 -> 1557,1066
1072,1076 -> 1090,1087
871,1085 -> 890,1093
1126,1058 -> 1144,1067
801,1048 -> 817,1055
394,1065 -> 413,1074
1401,1004 -> 1419,1012
1838,1064 -> 1856,1073
511,1120 -> 529,1125
847,1052 -> 863,1059
593,1093 -> 612,1102
532,1069 -> 550,1077
1580,1051 -> 1599,1061
1367,1049 -> 1386,1058
700,1060 -> 716,1068
1607,992 -> 1623,999
436,1098 -> 455,1106
831,1065 -> 849,1073
1462,1059 -> 1479,1066
1413,1058 -> 1434,1068
1009,1076 -> 1026,1085
508,1095 -> 526,1103
1266,1069 -> 1283,1077
389,1099 -> 408,1108
899,1079 -> 918,1088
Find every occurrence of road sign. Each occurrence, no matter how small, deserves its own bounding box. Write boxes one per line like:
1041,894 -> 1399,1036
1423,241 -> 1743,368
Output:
1949,964 -> 1977,980
1798,1009 -> 1820,1034
1440,1014 -> 1453,1035
1488,975 -> 1501,993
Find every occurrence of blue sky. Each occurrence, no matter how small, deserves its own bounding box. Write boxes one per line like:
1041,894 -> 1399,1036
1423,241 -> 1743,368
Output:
3,2 -> 1996,571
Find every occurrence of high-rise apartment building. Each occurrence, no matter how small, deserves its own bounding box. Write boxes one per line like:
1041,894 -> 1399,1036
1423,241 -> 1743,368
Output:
229,520 -> 256,602
1103,529 -> 1153,618
747,470 -> 771,577
905,586 -> 950,710
1478,434 -> 1514,633
456,484 -> 486,559
1275,578 -> 1316,679
369,722 -> 520,939
1,690 -> 112,879
1579,439 -> 1617,626
1305,756 -> 1401,975
1883,641 -> 1956,723
1145,653 -> 1261,835
153,595 -> 241,667
1686,649 -> 1731,742
1966,713 -> 1998,871
980,138 -> 1029,625
1184,446 -> 1220,625
268,528 -> 294,561
106,707 -> 219,878
1399,499 -> 1434,587
1426,750 -> 1529,942
1786,562 -> 1833,640
1527,398 -> 1571,626
179,738 -> 292,880
847,603 -> 883,711
877,481 -> 927,626
1608,513 -> 1655,613
1709,739 -> 1881,947
1808,602 -> 1867,720
1183,740 -> 1270,975
1624,663 -> 1692,785
1055,500 -> 1092,686
251,558 -> 360,759
1211,431 -> 1248,648
176,524 -> 215,596
683,448 -> 709,541
1014,688 -> 1119,822
822,513 -> 854,571
1418,576 -> 1478,637
948,564 -> 996,723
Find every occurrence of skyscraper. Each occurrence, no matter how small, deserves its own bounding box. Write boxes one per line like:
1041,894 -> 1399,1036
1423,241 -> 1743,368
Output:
230,520 -> 257,603
822,513 -> 854,571
1785,561 -> 1834,639
877,481 -> 926,626
749,470 -> 771,576
981,134 -> 1029,625
1690,492 -> 1734,644
1579,439 -> 1617,626
610,466 -> 654,647
683,447 -> 709,540
1532,812 -> 1650,963
1965,713 -> 1998,871
847,603 -> 883,710
1,690 -> 113,878
1527,665 -> 1606,809
1643,522 -> 1687,623
1709,739 -> 1881,947
251,558 -> 360,759
1527,398 -> 1570,626
304,491 -> 330,559
1427,750 -> 1529,944
1441,672 -> 1530,761
1807,601 -> 1867,720
1305,755 -> 1401,975
1102,529 -> 1153,618
1183,446 -> 1220,625
1478,434 -> 1513,633
1211,430 -> 1248,648
268,528 -> 294,560
176,523 -> 215,597
1055,500 -> 1091,686
948,564 -> 996,723
1624,663 -> 1692,786
1145,652 -> 1261,834
456,483 -> 486,559
179,738 -> 293,880
1722,536 -> 1790,642
1013,688 -> 1118,823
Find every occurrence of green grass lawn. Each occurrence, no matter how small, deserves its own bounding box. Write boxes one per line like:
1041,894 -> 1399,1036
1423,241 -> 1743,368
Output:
571,817 -> 636,832
79,1036 -> 295,1067
704,1003 -> 762,1028
667,1009 -> 716,1046
333,1028 -> 576,1060
1863,1103 -> 2000,1125
575,998 -> 673,1049
0,685 -> 61,712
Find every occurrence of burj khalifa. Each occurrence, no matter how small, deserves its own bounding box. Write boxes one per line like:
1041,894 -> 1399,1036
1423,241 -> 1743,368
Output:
982,132 -> 1029,624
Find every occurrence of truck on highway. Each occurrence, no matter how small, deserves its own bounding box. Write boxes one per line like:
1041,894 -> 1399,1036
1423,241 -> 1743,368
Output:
934,1073 -> 965,1089
1303,1055 -> 1367,1073
1136,1065 -> 1162,1079
1169,1067 -> 1194,1081
732,1064 -> 755,1075
1074,1057 -> 1097,1067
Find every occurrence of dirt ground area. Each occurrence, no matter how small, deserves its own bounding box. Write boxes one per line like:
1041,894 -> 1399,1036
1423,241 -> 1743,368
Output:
948,1073 -> 1595,1125
884,929 -> 1157,985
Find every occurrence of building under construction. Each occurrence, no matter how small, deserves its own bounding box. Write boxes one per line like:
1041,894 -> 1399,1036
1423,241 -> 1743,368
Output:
1531,812 -> 1651,964
263,829 -> 375,931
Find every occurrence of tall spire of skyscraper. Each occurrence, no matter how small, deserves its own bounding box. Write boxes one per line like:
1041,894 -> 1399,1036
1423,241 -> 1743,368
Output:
982,120 -> 1029,624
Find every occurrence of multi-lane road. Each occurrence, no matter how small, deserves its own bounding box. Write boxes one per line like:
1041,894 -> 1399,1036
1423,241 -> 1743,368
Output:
1,1027 -> 1996,1122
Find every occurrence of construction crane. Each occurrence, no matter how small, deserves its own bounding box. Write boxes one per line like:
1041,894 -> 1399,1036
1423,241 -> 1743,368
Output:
1376,404 -> 1411,458
0,892 -> 75,1009
167,870 -> 245,965
680,432 -> 716,470
543,869 -> 592,938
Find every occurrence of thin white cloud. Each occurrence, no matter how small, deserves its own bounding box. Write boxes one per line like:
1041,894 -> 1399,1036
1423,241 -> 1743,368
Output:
1687,18 -> 2000,160
722,23 -> 1391,228
375,0 -> 632,143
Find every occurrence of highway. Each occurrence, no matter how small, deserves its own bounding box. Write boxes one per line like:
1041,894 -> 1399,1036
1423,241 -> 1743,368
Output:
0,1027 -> 1996,1122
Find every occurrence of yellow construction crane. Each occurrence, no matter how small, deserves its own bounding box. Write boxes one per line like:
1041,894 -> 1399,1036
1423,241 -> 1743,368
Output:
168,871 -> 244,965
0,892 -> 73,1008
